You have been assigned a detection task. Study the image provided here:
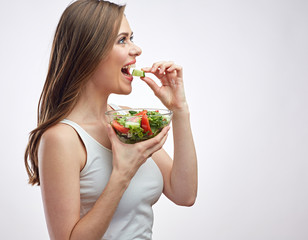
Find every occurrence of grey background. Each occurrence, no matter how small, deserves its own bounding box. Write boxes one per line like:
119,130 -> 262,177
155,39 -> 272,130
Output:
0,0 -> 307,239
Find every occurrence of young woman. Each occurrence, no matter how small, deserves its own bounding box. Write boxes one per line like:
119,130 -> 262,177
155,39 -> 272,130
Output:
24,0 -> 197,239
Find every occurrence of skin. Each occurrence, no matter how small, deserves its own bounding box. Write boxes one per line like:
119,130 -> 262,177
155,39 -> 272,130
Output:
38,16 -> 197,240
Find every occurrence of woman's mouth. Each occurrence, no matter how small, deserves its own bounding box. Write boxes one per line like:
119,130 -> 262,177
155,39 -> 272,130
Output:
121,63 -> 135,81
121,64 -> 135,76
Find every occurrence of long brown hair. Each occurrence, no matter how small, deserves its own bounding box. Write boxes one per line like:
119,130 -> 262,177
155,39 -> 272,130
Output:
24,0 -> 125,185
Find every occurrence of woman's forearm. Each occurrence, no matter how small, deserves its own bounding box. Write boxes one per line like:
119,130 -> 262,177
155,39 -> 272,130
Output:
69,171 -> 130,240
170,105 -> 198,205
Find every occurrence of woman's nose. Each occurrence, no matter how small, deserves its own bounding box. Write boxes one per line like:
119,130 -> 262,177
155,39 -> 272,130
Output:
129,43 -> 142,57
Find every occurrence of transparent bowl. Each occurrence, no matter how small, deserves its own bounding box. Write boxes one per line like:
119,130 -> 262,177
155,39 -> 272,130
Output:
105,108 -> 173,144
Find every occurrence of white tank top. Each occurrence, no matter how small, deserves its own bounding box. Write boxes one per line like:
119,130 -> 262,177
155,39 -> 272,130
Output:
60,104 -> 163,240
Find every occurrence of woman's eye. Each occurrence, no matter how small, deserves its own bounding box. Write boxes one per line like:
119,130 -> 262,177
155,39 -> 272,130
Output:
118,35 -> 134,44
118,37 -> 126,44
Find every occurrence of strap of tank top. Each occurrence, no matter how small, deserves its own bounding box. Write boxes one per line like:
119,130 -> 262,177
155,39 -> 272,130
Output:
60,119 -> 112,152
108,103 -> 121,110
108,103 -> 127,115
60,119 -> 89,140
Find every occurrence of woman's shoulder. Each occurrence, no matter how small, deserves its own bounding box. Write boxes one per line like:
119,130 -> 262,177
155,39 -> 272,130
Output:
42,122 -> 78,143
40,122 -> 85,155
39,122 -> 86,169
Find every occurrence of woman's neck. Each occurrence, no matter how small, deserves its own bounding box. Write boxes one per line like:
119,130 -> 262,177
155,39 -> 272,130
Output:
66,82 -> 111,125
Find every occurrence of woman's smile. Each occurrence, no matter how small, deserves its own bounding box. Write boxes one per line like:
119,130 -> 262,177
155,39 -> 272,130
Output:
121,60 -> 136,82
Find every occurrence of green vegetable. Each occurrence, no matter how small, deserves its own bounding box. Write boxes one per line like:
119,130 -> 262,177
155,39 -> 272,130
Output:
111,110 -> 171,144
125,122 -> 140,128
132,69 -> 145,77
129,110 -> 137,115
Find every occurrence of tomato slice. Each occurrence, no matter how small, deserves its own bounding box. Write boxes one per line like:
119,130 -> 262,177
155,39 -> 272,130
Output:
135,110 -> 148,116
111,120 -> 130,134
141,114 -> 153,135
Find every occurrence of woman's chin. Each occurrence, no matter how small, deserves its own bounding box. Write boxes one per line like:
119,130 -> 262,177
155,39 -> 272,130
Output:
115,86 -> 132,95
123,88 -> 132,95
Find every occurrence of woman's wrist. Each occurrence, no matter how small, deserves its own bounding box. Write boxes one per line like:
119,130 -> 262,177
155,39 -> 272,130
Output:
170,102 -> 190,116
110,169 -> 131,191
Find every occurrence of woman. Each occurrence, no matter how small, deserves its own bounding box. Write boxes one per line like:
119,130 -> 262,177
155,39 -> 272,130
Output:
24,0 -> 197,239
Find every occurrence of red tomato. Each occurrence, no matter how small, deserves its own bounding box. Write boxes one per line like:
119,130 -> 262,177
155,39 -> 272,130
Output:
135,110 -> 148,116
111,120 -> 130,134
141,115 -> 153,135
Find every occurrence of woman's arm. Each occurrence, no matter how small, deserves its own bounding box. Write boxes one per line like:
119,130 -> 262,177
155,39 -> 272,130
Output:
142,62 -> 198,206
39,124 -> 127,240
39,123 -> 169,240
152,108 -> 197,206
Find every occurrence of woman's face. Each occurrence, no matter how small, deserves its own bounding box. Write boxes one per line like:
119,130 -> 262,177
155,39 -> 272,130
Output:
91,16 -> 142,95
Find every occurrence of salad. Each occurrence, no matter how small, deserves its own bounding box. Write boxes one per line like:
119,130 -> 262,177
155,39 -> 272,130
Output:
109,109 -> 172,144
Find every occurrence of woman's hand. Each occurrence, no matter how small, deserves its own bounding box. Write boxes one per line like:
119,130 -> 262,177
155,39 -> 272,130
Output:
106,124 -> 170,182
141,62 -> 197,207
141,61 -> 187,111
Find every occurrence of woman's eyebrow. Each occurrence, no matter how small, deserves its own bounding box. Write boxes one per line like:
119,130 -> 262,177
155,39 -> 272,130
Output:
117,31 -> 133,37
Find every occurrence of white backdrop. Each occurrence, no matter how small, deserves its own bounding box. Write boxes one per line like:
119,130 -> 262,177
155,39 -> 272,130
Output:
1,0 -> 307,239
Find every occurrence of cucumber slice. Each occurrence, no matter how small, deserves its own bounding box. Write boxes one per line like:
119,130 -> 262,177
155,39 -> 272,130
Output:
125,121 -> 140,129
132,69 -> 145,77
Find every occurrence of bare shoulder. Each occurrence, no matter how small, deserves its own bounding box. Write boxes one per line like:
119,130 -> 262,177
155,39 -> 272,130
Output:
41,122 -> 79,144
39,122 -> 86,170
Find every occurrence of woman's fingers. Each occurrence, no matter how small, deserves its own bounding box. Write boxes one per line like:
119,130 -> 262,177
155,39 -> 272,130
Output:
142,61 -> 173,75
142,61 -> 182,83
141,66 -> 152,72
106,124 -> 122,147
158,62 -> 173,74
166,64 -> 183,78
107,122 -> 170,151
147,130 -> 169,155
106,124 -> 115,139
151,61 -> 174,73
140,126 -> 170,153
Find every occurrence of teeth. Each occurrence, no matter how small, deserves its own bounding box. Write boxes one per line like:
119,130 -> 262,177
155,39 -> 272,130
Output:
122,64 -> 136,69
121,64 -> 136,77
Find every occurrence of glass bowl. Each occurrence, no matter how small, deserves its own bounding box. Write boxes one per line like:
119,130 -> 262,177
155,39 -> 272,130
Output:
105,108 -> 173,144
